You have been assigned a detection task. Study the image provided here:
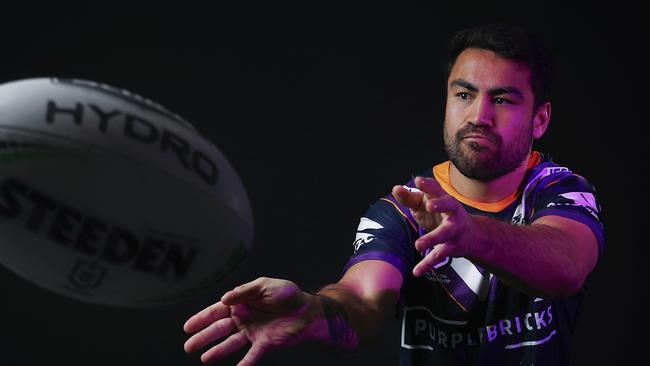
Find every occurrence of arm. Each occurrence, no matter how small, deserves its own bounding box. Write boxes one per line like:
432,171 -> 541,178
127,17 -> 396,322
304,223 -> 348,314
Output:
393,176 -> 599,298
313,259 -> 402,349
468,214 -> 597,297
183,260 -> 402,365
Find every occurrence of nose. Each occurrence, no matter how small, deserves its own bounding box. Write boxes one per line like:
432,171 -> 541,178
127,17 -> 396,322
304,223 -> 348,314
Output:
467,95 -> 494,127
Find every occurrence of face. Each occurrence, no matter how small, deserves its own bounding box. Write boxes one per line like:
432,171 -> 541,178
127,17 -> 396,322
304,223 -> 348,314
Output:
443,48 -> 543,182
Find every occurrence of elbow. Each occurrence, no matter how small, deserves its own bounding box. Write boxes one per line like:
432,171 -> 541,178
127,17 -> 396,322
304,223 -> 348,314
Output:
539,270 -> 587,299
556,277 -> 585,298
548,247 -> 597,298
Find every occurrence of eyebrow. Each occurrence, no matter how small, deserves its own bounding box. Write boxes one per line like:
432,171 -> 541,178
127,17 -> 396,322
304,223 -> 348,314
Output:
450,79 -> 525,98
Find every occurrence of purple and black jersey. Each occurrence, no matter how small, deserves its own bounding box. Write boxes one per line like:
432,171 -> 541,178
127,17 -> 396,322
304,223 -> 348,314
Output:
343,152 -> 605,366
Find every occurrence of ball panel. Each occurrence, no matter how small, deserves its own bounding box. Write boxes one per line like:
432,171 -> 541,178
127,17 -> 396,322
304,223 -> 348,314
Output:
0,78 -> 253,306
0,78 -> 253,228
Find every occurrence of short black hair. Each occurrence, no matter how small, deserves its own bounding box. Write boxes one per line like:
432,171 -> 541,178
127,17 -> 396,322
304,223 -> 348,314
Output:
446,23 -> 554,110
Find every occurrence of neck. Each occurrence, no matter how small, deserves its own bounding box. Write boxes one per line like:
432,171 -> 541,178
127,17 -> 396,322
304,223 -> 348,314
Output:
449,152 -> 532,203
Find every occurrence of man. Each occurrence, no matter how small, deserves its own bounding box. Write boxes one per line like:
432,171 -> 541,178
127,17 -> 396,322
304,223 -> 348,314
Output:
183,23 -> 604,365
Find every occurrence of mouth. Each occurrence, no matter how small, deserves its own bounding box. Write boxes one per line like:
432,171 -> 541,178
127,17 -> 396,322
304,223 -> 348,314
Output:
462,134 -> 493,142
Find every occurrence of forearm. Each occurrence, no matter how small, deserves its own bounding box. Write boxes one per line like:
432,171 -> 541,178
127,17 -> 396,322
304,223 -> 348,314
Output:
469,214 -> 593,298
304,282 -> 392,350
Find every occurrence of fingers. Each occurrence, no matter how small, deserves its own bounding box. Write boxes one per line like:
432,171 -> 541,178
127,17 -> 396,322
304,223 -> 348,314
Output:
185,278 -> 268,334
237,343 -> 267,366
200,331 -> 249,364
410,194 -> 473,277
425,194 -> 457,215
410,195 -> 461,277
184,317 -> 237,353
392,177 -> 448,212
414,220 -> 455,253
413,243 -> 451,277
391,184 -> 423,211
184,301 -> 231,334
414,176 -> 446,197
221,277 -> 269,306
200,334 -> 268,366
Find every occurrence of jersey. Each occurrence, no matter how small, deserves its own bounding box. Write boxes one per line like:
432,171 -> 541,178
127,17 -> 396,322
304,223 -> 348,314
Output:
343,151 -> 605,366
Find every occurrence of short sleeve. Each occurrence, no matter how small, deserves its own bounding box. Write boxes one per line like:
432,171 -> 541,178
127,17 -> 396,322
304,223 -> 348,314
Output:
531,174 -> 605,256
342,196 -> 420,280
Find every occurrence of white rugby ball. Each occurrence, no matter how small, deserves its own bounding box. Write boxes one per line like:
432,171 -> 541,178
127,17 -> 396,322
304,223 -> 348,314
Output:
0,77 -> 254,307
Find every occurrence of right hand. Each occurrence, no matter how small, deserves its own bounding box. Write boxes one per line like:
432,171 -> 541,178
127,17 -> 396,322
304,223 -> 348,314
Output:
392,179 -> 445,233
183,277 -> 318,365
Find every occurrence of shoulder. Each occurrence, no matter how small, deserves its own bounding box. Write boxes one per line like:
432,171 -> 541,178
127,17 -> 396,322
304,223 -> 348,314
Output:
526,153 -> 605,251
525,153 -> 598,194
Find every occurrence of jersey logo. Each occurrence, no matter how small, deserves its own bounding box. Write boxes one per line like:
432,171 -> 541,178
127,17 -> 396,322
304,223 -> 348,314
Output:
448,257 -> 492,301
546,167 -> 570,174
353,217 -> 384,251
547,192 -> 599,219
511,164 -> 573,226
357,217 -> 384,231
425,257 -> 493,310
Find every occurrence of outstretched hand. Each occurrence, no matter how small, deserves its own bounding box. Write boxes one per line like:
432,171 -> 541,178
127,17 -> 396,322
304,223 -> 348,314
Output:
391,176 -> 479,277
183,277 -> 317,366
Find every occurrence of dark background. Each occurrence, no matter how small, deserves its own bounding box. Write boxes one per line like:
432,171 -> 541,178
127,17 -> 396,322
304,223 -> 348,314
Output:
0,2 -> 645,366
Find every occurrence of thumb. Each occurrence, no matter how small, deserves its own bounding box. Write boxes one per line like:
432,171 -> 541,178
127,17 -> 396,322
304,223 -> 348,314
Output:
222,277 -> 269,306
392,184 -> 424,211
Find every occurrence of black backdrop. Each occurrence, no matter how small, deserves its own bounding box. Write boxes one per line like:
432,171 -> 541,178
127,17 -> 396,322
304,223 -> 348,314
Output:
1,2 -> 645,366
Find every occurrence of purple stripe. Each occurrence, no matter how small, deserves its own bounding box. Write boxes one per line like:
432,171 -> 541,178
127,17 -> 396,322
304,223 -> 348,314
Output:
433,266 -> 480,311
343,251 -> 407,278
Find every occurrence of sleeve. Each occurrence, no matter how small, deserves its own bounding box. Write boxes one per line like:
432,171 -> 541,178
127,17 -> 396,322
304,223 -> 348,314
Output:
342,196 -> 421,280
530,173 -> 605,256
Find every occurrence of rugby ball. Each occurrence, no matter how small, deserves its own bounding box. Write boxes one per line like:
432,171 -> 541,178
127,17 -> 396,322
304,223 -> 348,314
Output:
0,78 -> 254,307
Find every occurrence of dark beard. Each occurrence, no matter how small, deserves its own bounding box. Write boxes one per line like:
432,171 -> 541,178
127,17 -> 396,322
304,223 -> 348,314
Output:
443,122 -> 533,182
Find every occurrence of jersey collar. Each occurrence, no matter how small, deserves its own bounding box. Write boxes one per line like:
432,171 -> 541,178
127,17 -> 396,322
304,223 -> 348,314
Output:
432,151 -> 541,212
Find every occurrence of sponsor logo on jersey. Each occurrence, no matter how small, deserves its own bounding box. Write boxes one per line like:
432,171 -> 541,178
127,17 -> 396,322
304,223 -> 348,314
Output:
547,192 -> 599,219
401,302 -> 555,351
546,167 -> 570,174
353,217 -> 383,251
510,212 -> 524,225
424,257 -> 492,308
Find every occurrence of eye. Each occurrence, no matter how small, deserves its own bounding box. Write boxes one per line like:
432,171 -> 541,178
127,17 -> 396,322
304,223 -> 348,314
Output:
456,92 -> 472,102
493,97 -> 511,105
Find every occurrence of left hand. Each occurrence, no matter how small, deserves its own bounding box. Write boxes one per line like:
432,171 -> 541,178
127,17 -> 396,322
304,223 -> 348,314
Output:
392,176 -> 479,277
183,277 -> 318,365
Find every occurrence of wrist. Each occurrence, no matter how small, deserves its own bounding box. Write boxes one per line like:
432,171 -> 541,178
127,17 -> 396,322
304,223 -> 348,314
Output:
299,292 -> 331,343
304,292 -> 358,350
467,214 -> 491,261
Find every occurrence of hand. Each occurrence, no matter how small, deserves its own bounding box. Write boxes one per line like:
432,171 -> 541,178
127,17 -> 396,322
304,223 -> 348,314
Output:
392,176 -> 479,277
183,277 -> 318,365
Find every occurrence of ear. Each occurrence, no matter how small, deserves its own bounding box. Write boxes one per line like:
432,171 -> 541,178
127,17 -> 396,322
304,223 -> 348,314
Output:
532,102 -> 551,140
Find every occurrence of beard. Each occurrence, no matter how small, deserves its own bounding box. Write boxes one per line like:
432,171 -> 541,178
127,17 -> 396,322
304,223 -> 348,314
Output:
443,120 -> 533,182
